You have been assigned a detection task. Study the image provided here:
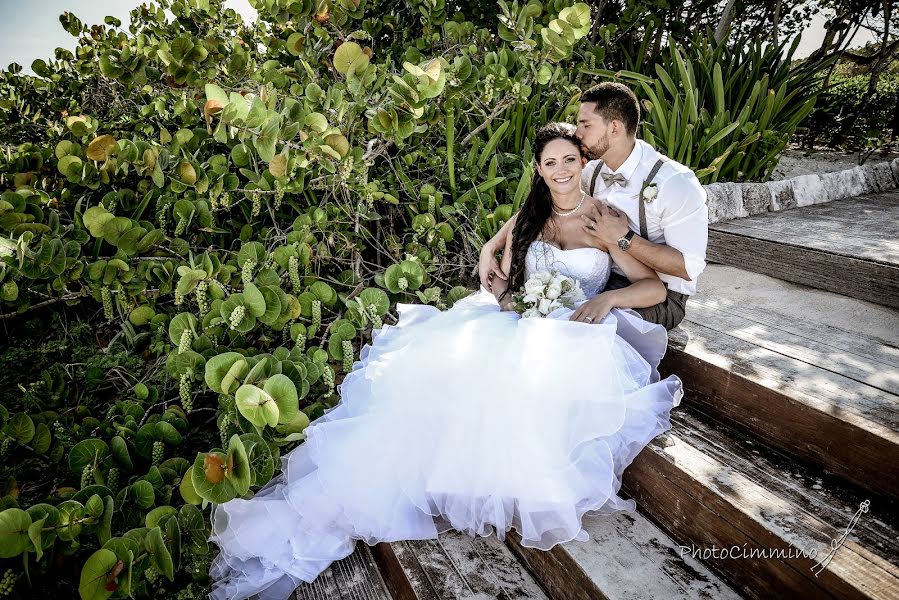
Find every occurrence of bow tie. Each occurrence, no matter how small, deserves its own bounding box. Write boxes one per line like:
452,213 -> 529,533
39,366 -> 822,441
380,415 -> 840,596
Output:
600,172 -> 627,187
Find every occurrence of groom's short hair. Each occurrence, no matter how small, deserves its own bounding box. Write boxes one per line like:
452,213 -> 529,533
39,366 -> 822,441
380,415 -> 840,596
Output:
582,82 -> 640,136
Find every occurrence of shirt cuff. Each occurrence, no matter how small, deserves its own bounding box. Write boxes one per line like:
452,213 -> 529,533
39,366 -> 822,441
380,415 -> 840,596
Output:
682,252 -> 707,282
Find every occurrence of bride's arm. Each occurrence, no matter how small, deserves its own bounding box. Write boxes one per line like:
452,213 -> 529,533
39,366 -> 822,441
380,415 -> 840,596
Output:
494,215 -> 518,311
601,246 -> 667,309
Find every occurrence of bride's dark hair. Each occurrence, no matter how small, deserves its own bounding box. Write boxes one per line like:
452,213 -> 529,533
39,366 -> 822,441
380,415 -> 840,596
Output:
497,122 -> 582,304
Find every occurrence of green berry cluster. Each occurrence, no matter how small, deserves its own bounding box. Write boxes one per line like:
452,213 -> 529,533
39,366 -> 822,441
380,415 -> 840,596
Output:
229,305 -> 246,330
262,254 -> 276,271
157,208 -> 167,230
310,300 -> 321,336
101,286 -> 113,321
152,441 -> 164,466
195,280 -> 209,316
0,437 -> 12,457
241,260 -> 255,285
174,216 -> 187,236
105,197 -> 117,214
427,195 -> 435,214
0,569 -> 17,596
366,304 -> 382,329
218,413 -> 234,448
106,467 -> 119,492
178,329 -> 192,354
322,365 -> 334,391
288,256 -> 301,290
219,191 -> 232,209
144,567 -> 159,585
180,372 -> 193,413
273,182 -> 285,210
397,277 -> 408,291
437,238 -> 447,255
294,332 -> 306,350
342,340 -> 353,373
174,288 -> 185,306
251,191 -> 262,217
81,463 -> 94,489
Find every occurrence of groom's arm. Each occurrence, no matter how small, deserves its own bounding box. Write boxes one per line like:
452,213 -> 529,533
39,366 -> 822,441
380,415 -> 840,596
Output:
585,172 -> 708,282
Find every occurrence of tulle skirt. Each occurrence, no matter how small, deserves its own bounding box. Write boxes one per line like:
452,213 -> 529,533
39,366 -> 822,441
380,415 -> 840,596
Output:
208,287 -> 684,600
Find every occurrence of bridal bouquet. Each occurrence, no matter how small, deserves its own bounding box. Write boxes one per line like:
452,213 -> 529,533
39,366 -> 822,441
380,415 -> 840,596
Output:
511,269 -> 587,318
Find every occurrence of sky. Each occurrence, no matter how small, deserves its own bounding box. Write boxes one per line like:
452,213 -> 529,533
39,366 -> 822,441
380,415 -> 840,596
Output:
0,0 -> 879,74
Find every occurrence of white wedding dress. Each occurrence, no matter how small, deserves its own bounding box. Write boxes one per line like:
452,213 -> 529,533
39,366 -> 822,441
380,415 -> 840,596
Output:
208,239 -> 684,600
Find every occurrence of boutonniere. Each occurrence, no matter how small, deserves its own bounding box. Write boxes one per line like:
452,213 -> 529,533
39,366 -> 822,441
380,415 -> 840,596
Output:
637,182 -> 658,203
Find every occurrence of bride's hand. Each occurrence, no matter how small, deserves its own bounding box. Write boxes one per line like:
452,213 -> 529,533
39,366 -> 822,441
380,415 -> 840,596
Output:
569,293 -> 615,324
479,247 -> 507,292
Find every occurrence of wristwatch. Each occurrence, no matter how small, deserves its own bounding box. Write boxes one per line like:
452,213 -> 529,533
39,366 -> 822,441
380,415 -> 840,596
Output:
617,230 -> 636,251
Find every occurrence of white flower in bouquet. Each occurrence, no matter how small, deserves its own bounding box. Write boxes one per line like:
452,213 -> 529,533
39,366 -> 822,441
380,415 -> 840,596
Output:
524,278 -> 545,298
511,269 -> 586,318
545,281 -> 563,300
537,297 -> 554,315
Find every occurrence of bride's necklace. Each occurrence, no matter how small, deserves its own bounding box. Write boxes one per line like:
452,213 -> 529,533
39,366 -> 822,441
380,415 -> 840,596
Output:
551,192 -> 586,217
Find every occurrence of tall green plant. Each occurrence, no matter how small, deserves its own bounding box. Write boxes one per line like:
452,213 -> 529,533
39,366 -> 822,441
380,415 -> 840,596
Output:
588,31 -> 836,182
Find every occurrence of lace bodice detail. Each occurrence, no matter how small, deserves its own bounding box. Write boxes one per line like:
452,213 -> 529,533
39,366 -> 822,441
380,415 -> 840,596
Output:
526,240 -> 611,299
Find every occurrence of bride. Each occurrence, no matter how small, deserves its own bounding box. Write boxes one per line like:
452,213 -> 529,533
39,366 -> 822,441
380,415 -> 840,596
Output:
207,123 -> 684,600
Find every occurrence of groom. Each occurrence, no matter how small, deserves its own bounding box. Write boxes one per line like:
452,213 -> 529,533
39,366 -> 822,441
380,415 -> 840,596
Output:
576,82 -> 709,330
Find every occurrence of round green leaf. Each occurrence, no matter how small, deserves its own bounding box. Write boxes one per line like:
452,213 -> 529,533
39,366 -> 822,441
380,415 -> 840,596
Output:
0,508 -> 32,558
8,413 -> 35,444
57,500 -> 84,542
145,526 -> 174,582
243,282 -> 266,317
79,548 -> 119,600
263,374 -> 299,425
225,434 -> 252,496
130,480 -> 155,510
235,384 -> 279,428
69,439 -> 109,475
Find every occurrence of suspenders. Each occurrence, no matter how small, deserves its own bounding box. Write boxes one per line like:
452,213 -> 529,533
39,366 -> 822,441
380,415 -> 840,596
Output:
588,157 -> 666,239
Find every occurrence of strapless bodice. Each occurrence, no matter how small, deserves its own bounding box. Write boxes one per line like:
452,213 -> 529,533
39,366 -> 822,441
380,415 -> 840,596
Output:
526,239 -> 611,299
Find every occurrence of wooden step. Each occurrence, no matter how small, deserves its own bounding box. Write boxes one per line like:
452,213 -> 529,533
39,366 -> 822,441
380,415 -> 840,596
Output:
371,529 -> 550,599
504,509 -> 743,600
293,541 -> 392,600
663,278 -> 899,500
706,192 -> 899,309
622,408 -> 899,600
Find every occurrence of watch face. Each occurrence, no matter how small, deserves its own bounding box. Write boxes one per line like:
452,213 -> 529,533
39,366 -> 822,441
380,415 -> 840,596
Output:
617,238 -> 630,251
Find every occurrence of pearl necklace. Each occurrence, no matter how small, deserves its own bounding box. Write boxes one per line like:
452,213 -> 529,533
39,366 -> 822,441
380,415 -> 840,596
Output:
551,192 -> 586,217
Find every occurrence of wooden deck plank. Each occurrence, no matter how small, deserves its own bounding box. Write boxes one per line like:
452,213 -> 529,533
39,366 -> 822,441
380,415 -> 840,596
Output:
293,542 -> 392,600
706,191 -> 899,308
707,228 -> 899,309
682,297 -> 899,399
622,411 -> 899,600
663,319 -> 899,499
383,530 -> 549,600
709,222 -> 899,265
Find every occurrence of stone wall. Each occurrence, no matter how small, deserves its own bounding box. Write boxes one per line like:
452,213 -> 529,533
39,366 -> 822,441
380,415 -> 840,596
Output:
703,158 -> 899,223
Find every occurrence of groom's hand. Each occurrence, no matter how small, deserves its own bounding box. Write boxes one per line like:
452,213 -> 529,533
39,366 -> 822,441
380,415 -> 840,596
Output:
582,203 -> 630,247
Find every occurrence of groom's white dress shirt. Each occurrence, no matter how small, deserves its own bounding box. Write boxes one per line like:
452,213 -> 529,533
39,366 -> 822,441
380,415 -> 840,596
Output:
581,138 -> 709,296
